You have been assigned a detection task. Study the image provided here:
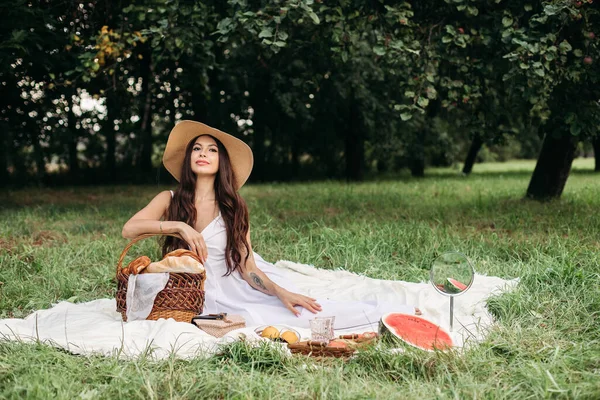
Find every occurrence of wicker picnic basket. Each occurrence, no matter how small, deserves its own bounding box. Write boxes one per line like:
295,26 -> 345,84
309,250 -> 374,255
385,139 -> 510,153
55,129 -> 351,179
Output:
115,233 -> 206,322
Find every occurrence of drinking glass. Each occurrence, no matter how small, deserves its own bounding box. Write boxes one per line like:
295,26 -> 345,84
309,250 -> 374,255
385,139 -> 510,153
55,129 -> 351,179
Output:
309,316 -> 335,342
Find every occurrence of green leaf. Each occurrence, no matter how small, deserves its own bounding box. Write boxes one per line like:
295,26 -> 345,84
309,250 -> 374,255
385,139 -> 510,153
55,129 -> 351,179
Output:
574,49 -> 583,57
519,62 -> 529,69
390,40 -> 405,50
559,40 -> 572,53
528,43 -> 540,53
442,36 -> 453,44
512,38 -> 528,47
467,6 -> 479,16
531,15 -> 548,24
570,123 -> 581,136
307,10 -> 320,24
258,28 -> 273,38
534,68 -> 545,77
217,18 -> 233,33
425,87 -> 438,99
524,4 -> 533,11
543,4 -> 561,16
417,97 -> 429,107
502,16 -> 513,28
373,46 -> 386,56
175,38 -> 183,48
274,41 -> 286,47
400,112 -> 412,121
404,91 -> 415,98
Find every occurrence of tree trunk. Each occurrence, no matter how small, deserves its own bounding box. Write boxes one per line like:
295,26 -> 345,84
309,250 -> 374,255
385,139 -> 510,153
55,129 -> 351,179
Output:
105,85 -> 118,183
593,137 -> 600,172
192,89 -> 208,123
409,133 -> 425,177
139,46 -> 153,173
409,100 -> 439,177
526,134 -> 577,200
249,77 -> 270,181
0,123 -> 9,185
291,133 -> 300,180
345,93 -> 364,181
31,130 -> 45,184
462,135 -> 483,175
66,93 -> 80,181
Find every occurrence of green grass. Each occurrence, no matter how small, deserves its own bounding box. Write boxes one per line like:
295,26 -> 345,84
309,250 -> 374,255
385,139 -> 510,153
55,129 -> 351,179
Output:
1,159 -> 600,399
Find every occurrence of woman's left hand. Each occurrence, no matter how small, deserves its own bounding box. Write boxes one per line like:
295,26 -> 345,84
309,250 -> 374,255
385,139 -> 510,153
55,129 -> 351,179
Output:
277,289 -> 322,317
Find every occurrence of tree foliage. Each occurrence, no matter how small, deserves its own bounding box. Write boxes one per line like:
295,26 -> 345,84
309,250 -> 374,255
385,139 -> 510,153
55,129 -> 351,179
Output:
1,0 -> 598,198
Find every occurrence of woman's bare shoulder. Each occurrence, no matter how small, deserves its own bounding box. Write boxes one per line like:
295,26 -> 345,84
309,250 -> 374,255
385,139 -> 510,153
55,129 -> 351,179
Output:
155,190 -> 173,207
137,190 -> 172,216
156,190 -> 173,200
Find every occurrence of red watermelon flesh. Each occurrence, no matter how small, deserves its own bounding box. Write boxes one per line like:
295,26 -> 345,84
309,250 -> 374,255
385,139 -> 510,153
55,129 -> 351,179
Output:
380,313 -> 453,351
447,277 -> 468,291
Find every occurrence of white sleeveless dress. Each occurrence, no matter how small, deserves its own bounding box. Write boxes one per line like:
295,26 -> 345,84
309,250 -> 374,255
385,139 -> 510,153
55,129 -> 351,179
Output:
195,209 -> 415,329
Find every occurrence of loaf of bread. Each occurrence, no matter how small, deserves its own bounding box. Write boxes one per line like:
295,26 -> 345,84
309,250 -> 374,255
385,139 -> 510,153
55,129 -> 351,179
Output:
125,256 -> 151,275
163,249 -> 202,264
144,249 -> 205,274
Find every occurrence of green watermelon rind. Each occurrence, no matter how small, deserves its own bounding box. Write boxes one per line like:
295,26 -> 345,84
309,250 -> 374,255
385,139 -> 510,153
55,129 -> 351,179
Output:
379,313 -> 453,352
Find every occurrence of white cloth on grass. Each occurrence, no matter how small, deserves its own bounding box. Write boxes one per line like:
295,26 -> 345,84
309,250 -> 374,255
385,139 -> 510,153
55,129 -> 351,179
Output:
125,273 -> 169,321
0,259 -> 517,359
0,201 -> 518,358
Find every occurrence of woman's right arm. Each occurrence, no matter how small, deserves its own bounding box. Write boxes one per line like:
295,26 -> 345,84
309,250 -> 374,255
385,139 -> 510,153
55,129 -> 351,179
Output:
121,191 -> 209,263
121,191 -> 175,239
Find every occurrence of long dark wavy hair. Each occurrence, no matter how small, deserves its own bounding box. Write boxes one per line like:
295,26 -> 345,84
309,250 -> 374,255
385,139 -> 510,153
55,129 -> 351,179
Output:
162,134 -> 251,276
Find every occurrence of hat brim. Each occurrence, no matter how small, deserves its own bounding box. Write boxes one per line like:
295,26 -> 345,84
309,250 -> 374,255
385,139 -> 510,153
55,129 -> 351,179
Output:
162,120 -> 253,190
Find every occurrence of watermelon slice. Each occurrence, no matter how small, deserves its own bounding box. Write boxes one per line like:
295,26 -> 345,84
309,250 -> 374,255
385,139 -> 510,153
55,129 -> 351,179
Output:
447,277 -> 468,291
379,313 -> 453,351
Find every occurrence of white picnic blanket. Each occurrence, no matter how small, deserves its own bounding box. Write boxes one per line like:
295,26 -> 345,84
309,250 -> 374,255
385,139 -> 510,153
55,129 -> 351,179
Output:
0,260 -> 518,359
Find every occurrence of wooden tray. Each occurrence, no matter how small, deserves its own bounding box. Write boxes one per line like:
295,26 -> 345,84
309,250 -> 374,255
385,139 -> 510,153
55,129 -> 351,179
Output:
287,333 -> 379,358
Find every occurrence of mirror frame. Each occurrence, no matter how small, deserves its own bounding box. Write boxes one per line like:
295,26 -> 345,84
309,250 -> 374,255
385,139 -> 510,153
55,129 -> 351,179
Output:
429,251 -> 475,297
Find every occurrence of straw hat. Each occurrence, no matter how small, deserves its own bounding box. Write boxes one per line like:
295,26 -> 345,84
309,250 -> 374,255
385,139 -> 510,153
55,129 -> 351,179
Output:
162,120 -> 253,189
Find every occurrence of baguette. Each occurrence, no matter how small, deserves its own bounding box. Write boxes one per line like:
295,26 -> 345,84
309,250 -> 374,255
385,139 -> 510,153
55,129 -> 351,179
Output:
144,249 -> 205,274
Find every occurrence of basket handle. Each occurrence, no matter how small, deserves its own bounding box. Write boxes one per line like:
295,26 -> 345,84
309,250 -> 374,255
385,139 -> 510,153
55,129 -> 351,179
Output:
116,233 -> 184,276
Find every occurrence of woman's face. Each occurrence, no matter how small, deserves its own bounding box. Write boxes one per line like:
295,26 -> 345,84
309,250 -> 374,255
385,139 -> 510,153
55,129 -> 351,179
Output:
190,135 -> 219,178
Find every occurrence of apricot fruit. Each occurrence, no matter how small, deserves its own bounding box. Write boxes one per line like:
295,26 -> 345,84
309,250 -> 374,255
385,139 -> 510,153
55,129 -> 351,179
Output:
261,326 -> 280,339
280,330 -> 299,344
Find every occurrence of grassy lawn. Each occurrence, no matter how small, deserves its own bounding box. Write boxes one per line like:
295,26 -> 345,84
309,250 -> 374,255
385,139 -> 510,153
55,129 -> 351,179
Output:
1,159 -> 599,399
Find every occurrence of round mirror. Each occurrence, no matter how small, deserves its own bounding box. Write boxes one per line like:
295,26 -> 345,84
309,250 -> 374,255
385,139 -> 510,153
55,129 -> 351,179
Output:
430,251 -> 475,296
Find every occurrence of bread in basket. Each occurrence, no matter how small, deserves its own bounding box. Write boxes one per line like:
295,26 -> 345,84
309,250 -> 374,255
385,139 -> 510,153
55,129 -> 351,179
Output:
115,233 -> 206,322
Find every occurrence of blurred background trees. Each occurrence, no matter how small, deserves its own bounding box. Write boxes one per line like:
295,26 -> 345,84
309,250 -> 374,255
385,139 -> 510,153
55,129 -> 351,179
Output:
1,0 -> 598,199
